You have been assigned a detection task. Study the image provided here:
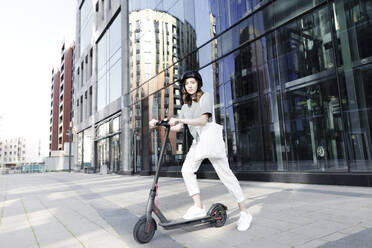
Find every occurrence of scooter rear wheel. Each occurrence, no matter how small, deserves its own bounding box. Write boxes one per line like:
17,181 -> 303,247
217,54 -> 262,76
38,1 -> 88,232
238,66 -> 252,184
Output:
210,204 -> 227,227
133,215 -> 157,243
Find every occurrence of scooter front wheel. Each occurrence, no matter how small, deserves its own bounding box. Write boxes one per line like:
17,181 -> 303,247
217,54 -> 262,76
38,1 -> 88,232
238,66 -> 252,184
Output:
133,215 -> 157,243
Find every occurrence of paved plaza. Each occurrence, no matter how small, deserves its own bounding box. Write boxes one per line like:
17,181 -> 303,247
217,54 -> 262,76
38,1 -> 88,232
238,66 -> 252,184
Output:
0,172 -> 371,248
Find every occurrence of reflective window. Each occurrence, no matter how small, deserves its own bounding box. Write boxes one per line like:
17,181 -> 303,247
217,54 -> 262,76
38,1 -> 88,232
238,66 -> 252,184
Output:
128,1 -> 198,94
209,0 -> 220,34
97,13 -> 122,110
261,93 -> 276,124
253,3 -> 274,36
195,0 -> 213,46
215,82 -> 225,124
277,6 -> 334,83
274,0 -> 325,27
77,132 -> 83,168
199,64 -> 215,96
111,134 -> 121,172
238,17 -> 254,45
334,0 -> 372,63
223,54 -> 236,84
340,67 -> 372,171
109,16 -> 121,58
80,0 -> 94,55
261,92 -> 284,171
262,123 -> 281,170
225,80 -> 233,107
97,77 -> 107,111
219,0 -> 231,32
94,117 -> 121,172
258,61 -> 278,93
233,43 -> 259,98
226,100 -> 265,171
83,128 -> 92,168
256,32 -> 276,66
109,60 -> 122,102
77,128 -> 92,170
96,139 -> 108,172
198,43 -> 212,68
97,34 -> 107,76
215,0 -> 253,34
112,116 -> 120,132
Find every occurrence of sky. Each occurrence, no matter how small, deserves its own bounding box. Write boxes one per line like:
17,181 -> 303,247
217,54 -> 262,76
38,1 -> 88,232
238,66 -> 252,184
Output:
0,1 -> 76,157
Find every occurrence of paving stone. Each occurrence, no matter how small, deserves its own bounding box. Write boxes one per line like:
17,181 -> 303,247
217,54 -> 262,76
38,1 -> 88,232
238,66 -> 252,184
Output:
321,232 -> 348,242
297,239 -> 330,248
318,227 -> 372,248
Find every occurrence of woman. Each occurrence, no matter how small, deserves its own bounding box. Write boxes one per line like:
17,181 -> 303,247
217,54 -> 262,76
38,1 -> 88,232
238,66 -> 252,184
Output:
149,70 -> 252,231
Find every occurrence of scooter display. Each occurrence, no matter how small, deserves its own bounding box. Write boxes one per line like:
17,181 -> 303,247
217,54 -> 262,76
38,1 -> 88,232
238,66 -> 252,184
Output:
133,119 -> 228,244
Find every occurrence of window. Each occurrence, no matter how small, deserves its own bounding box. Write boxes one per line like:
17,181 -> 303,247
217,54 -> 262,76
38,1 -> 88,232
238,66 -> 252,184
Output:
335,0 -> 372,62
80,0 -> 94,55
80,95 -> 83,122
89,49 -> 93,77
276,6 -> 334,82
81,61 -> 84,86
101,0 -> 105,20
89,86 -> 93,116
97,13 -> 122,110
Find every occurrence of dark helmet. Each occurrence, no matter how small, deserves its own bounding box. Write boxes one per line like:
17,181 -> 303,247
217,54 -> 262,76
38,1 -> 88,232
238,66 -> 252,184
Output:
180,70 -> 203,87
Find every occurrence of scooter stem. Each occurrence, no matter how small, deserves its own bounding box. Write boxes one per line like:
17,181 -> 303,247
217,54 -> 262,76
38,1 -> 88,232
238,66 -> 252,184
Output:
146,125 -> 171,224
151,126 -> 171,189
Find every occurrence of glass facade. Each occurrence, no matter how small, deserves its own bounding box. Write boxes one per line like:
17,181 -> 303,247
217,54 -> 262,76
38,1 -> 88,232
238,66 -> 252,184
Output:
126,0 -> 372,177
97,12 -> 122,111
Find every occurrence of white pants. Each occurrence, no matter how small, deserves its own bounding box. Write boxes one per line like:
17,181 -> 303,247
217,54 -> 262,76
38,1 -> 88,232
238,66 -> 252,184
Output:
181,140 -> 245,203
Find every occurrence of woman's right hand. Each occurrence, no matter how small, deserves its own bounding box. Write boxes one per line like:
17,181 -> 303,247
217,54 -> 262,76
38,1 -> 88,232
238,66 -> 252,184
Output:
149,119 -> 158,129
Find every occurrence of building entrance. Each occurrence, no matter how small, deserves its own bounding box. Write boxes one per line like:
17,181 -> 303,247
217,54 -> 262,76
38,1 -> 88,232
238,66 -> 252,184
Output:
284,74 -> 347,171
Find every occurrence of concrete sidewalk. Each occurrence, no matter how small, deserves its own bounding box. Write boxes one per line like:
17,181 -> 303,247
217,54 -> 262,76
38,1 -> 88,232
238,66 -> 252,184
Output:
0,172 -> 371,248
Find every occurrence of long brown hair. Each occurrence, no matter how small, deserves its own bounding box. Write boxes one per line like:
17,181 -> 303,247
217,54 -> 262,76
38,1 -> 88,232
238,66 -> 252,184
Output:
182,80 -> 204,106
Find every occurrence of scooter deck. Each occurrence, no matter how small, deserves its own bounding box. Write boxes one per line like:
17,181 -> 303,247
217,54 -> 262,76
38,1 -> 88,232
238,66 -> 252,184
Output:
159,215 -> 211,229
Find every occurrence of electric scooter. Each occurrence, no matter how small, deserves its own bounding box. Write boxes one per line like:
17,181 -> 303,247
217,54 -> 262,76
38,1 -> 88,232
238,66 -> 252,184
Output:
133,119 -> 228,244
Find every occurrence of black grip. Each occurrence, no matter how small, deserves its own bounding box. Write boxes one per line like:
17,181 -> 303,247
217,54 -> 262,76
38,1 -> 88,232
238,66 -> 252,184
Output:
155,119 -> 170,127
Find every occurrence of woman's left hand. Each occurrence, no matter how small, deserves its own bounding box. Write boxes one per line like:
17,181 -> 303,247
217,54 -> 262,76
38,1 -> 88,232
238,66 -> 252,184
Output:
168,117 -> 180,126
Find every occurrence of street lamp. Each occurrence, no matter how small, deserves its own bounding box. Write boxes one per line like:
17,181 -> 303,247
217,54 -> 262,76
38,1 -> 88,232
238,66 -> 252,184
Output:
68,121 -> 72,173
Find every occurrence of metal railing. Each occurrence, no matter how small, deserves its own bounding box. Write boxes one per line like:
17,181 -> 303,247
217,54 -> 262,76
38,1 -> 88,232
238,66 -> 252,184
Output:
1,164 -> 46,174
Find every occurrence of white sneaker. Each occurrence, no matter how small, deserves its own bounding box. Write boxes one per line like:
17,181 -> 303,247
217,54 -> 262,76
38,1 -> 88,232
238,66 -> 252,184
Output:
237,211 -> 252,231
183,205 -> 207,220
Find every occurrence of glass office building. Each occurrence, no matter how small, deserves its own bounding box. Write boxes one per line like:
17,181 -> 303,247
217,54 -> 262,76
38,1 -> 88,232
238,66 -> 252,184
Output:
74,0 -> 123,173
75,0 -> 372,186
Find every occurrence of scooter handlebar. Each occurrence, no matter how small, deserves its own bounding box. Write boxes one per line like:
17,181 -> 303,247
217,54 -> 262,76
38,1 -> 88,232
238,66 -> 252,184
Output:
155,119 -> 170,127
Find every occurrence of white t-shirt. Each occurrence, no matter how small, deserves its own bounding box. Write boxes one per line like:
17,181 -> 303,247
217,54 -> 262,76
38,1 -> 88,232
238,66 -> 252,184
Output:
178,92 -> 213,140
